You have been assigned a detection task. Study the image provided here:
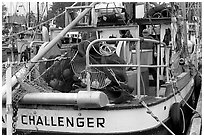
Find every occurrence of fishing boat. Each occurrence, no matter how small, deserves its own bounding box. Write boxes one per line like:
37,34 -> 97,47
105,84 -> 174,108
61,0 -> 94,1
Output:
2,2 -> 202,135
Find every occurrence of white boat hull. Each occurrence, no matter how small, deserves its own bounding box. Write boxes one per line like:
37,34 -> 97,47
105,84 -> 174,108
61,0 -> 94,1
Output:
2,78 -> 194,134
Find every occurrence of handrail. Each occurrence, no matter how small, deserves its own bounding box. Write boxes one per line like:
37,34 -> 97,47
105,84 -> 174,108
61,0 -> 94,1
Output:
88,64 -> 168,68
85,38 -> 167,95
66,6 -> 94,10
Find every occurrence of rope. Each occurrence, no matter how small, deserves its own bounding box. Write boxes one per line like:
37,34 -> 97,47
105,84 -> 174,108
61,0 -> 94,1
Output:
32,56 -> 69,82
178,90 -> 202,118
99,44 -> 116,56
180,107 -> 186,133
29,49 -> 78,83
171,80 -> 178,102
172,78 -> 202,133
171,77 -> 202,118
108,68 -> 135,98
85,40 -> 116,56
139,100 -> 175,135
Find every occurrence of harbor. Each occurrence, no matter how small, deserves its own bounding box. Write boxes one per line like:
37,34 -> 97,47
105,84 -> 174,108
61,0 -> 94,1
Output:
2,2 -> 202,135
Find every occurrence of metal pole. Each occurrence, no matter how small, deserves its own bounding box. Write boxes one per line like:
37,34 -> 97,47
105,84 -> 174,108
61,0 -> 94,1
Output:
165,47 -> 170,82
11,47 -> 14,63
170,2 -> 176,54
84,37 -> 166,96
156,43 -> 160,96
136,41 -> 141,96
65,8 -> 69,27
28,2 -> 30,27
46,2 -> 48,18
6,59 -> 13,135
37,2 -> 40,24
31,2 -> 97,62
2,2 -> 98,98
65,5 -> 93,10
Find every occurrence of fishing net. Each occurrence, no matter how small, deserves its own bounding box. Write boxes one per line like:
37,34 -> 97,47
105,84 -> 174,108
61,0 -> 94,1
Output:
80,68 -> 111,89
3,49 -> 111,104
2,42 -> 136,133
3,61 -> 61,134
71,56 -> 111,89
2,41 -> 135,105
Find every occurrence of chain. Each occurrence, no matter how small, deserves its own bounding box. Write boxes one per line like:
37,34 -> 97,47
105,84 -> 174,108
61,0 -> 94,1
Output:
11,84 -> 26,134
11,67 -> 60,134
6,54 -> 72,134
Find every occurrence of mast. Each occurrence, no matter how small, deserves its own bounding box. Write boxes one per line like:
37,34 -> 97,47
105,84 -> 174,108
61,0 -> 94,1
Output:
37,2 -> 40,24
28,2 -> 30,27
46,2 -> 48,20
180,2 -> 188,57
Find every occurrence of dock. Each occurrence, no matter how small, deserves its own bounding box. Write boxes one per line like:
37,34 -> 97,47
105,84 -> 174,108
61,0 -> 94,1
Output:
187,90 -> 202,135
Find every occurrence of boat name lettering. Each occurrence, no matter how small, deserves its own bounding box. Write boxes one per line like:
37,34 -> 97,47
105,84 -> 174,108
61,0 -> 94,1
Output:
21,114 -> 105,128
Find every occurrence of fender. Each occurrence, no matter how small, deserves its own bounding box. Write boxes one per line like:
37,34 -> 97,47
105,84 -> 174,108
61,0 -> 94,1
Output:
169,103 -> 185,134
194,72 -> 201,100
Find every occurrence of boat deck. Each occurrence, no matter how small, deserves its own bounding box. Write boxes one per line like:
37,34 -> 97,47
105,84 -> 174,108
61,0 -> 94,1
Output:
106,95 -> 163,110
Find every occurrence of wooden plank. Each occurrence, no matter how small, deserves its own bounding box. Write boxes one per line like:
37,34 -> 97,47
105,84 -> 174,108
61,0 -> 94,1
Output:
188,92 -> 202,135
189,118 -> 202,135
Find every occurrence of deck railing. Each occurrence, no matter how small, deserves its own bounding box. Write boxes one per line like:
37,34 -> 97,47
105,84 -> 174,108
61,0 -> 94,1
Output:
85,38 -> 168,96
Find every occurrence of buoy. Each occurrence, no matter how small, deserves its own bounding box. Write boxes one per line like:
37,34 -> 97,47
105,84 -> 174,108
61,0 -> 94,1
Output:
169,103 -> 185,134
